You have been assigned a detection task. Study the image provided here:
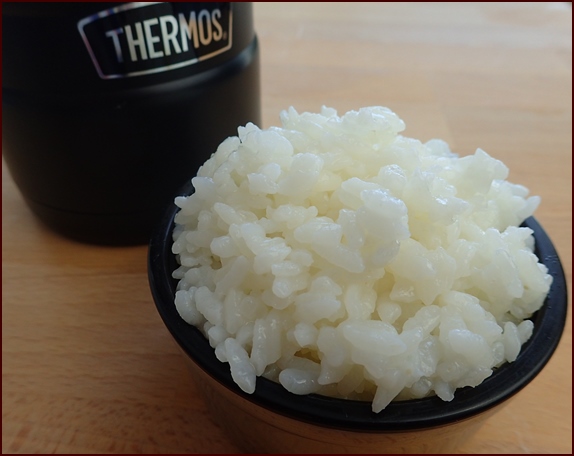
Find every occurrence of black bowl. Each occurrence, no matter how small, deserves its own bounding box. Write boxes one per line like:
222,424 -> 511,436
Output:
148,180 -> 568,453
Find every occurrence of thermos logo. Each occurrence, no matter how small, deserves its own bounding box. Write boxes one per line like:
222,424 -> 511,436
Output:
78,2 -> 232,79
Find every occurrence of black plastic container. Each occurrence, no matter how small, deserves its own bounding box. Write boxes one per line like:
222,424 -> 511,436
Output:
148,179 -> 568,452
2,2 -> 260,245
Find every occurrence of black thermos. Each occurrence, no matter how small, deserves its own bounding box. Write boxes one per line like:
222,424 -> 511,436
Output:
2,2 -> 261,245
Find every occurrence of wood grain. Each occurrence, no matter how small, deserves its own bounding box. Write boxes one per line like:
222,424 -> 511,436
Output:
3,3 -> 571,453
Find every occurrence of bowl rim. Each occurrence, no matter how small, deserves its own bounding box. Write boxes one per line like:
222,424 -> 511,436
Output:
148,180 -> 568,432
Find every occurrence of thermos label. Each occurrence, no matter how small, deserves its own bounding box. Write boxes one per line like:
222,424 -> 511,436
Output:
78,2 -> 233,79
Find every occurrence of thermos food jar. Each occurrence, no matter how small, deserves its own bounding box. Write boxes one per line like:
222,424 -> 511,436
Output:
2,2 -> 261,245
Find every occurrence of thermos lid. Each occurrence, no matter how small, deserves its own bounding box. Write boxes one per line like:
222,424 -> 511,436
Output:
2,2 -> 255,94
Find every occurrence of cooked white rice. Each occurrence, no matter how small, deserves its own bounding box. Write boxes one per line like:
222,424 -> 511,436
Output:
171,106 -> 552,412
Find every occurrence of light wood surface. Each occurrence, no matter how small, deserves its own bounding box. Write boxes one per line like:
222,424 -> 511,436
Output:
3,3 -> 571,454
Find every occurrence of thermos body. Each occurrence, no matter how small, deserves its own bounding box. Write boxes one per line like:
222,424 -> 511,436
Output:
2,2 -> 261,245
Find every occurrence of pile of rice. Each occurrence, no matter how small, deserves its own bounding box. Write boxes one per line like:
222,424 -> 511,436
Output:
172,106 -> 552,412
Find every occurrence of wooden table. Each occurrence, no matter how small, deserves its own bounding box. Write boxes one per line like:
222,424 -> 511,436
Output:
3,3 -> 571,454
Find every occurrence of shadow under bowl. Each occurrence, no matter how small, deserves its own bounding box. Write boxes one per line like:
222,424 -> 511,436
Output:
148,180 -> 568,454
